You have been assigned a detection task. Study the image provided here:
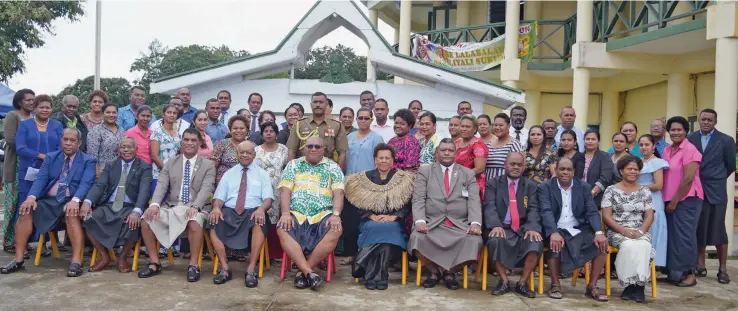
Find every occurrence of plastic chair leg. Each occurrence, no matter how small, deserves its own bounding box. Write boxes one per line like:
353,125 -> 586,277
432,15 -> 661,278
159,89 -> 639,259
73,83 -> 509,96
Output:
475,253 -> 482,282
605,253 -> 611,296
528,272 -> 534,291
132,239 -> 141,271
416,259 -> 423,287
280,251 -> 288,280
651,260 -> 657,298
264,241 -> 271,270
258,243 -> 265,278
402,251 -> 407,285
167,248 -> 175,264
584,262 -> 590,286
91,247 -> 98,267
481,247 -> 488,291
48,233 -> 60,259
34,234 -> 46,267
463,265 -> 468,289
326,252 -> 335,282
203,232 -> 214,261
109,249 -> 117,261
571,267 -> 579,286
538,255 -> 544,295
197,239 -> 204,268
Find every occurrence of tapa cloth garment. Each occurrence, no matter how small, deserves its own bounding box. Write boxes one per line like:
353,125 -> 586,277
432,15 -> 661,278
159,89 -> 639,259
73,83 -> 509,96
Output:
486,227 -> 542,269
209,207 -> 268,250
144,204 -> 207,248
545,227 -> 602,276
83,203 -> 139,249
407,224 -> 482,271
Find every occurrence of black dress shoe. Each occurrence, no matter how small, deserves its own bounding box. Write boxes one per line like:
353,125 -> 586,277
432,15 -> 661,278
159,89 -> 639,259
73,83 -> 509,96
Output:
491,280 -> 511,296
307,272 -> 324,290
213,268 -> 232,284
620,285 -> 635,301
365,280 -> 377,290
295,273 -> 309,289
187,265 -> 201,282
515,282 -> 536,298
442,272 -> 460,290
138,262 -> 163,278
376,280 -> 388,290
633,285 -> 646,303
422,273 -> 440,288
0,260 -> 25,274
245,271 -> 258,288
66,262 -> 83,277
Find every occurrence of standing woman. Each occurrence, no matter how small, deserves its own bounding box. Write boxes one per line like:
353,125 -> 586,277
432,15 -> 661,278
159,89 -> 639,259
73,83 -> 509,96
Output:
662,116 -> 703,287
151,104 -> 183,191
581,130 -> 613,207
339,107 -> 356,135
87,103 -> 124,177
610,132 -> 630,183
557,129 -> 585,178
484,113 -> 522,180
523,125 -> 558,184
211,115 -> 250,184
80,90 -> 106,131
455,114 -> 488,195
637,134 -> 669,269
408,100 -> 423,137
124,105 -> 153,164
609,122 -> 643,157
417,111 -> 439,165
477,114 -> 496,145
278,106 -> 300,145
16,95 -> 64,206
3,89 -> 35,252
190,110 -> 214,156
254,121 -> 289,260
346,107 -> 384,175
387,109 -> 420,171
249,110 -> 276,146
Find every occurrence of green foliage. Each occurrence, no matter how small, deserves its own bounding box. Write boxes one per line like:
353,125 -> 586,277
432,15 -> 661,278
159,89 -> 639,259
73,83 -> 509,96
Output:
294,44 -> 390,81
0,1 -> 85,82
52,75 -> 131,112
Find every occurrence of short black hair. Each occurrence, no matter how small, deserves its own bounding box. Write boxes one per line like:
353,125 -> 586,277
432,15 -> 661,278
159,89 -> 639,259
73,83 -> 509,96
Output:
620,121 -> 638,133
556,156 -> 574,167
373,143 -> 396,159
356,107 -> 373,118
247,92 -> 263,103
510,106 -> 527,117
436,138 -> 456,152
666,116 -> 690,132
616,154 -> 643,171
258,110 -> 276,124
374,98 -> 388,107
327,98 -> 333,108
312,91 -> 328,100
393,109 -> 416,128
217,90 -> 231,100
339,107 -> 354,116
260,120 -> 279,134
205,98 -> 219,107
477,114 -> 491,125
584,129 -> 600,141
700,108 -> 718,119
360,90 -> 374,97
182,127 -> 202,141
638,134 -> 661,158
493,113 -> 510,124
419,111 -> 436,124
457,101 -> 471,109
130,85 -> 146,94
542,119 -> 557,126
101,103 -> 117,113
289,103 -> 305,115
12,88 -> 35,109
408,100 -> 423,110
237,108 -> 248,115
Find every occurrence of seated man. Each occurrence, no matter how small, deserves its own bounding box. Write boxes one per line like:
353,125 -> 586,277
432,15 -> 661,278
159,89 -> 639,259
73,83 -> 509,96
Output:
408,138 -> 482,290
82,137 -> 152,273
539,157 -> 609,301
209,141 -> 273,287
277,136 -> 344,290
0,128 -> 95,277
484,152 -> 542,298
138,128 -> 216,282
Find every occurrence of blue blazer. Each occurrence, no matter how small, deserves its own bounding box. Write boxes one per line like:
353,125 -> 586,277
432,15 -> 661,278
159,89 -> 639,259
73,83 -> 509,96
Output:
16,118 -> 64,182
538,177 -> 601,238
28,150 -> 96,201
688,130 -> 737,204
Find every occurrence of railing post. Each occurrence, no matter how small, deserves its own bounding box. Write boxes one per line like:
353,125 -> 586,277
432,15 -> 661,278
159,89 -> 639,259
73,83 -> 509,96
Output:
396,0 -> 412,85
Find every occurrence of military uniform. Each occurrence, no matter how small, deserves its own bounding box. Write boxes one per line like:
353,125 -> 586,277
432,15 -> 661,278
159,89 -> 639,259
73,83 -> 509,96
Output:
287,116 -> 348,159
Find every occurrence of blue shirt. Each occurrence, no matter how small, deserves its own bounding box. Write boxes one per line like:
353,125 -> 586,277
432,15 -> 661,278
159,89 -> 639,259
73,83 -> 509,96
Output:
700,129 -> 715,152
346,131 -> 385,175
180,106 -> 198,123
554,125 -> 585,153
655,138 -> 669,156
117,104 -> 157,131
214,162 -> 274,209
206,119 -> 228,144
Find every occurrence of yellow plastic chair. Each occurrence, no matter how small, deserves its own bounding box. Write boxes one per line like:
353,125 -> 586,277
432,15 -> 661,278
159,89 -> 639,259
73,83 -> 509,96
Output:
605,246 -> 657,298
537,248 -> 589,294
33,233 -> 61,266
90,248 -> 118,267
416,256 -> 468,289
355,251 -> 408,285
131,239 -> 175,271
212,239 -> 271,278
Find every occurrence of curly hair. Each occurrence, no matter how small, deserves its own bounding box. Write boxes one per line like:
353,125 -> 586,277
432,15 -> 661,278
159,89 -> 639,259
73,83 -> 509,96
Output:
88,90 -> 109,104
393,108 -> 416,128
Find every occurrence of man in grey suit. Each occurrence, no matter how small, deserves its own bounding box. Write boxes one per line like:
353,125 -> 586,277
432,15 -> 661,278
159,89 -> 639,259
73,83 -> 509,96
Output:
408,138 -> 483,290
688,108 -> 737,284
138,128 -> 216,282
82,137 -> 152,273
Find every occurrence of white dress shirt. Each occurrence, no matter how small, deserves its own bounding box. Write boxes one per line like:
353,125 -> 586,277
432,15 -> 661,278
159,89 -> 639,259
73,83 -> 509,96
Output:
556,180 -> 580,236
371,119 -> 395,143
509,127 -> 529,149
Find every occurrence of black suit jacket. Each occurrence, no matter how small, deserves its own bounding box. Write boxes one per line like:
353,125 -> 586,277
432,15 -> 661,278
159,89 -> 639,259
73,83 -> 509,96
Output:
582,150 -> 613,207
688,129 -> 737,204
483,175 -> 541,234
51,111 -> 88,152
538,177 -> 601,237
85,158 -> 152,211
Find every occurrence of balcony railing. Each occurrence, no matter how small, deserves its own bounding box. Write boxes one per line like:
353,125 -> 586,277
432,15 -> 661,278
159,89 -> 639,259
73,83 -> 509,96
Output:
593,0 -> 709,42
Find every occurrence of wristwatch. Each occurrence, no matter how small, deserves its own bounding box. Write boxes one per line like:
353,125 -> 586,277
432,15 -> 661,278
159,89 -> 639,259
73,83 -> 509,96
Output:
332,212 -> 341,217
595,231 -> 604,235
71,197 -> 81,203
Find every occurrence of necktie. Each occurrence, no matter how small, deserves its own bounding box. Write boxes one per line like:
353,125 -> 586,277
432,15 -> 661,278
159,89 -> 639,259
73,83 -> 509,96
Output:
515,130 -> 521,141
112,163 -> 129,212
56,157 -> 71,203
509,181 -> 520,231
251,115 -> 258,133
220,111 -> 227,124
182,160 -> 191,204
235,167 -> 248,215
443,167 -> 454,227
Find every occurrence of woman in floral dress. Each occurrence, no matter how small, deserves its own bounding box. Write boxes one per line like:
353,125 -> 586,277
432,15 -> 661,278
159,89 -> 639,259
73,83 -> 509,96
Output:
255,121 -> 289,259
523,125 -> 557,184
417,111 -> 439,165
151,105 -> 182,190
87,103 -> 124,176
454,115 -> 488,196
387,109 -> 420,171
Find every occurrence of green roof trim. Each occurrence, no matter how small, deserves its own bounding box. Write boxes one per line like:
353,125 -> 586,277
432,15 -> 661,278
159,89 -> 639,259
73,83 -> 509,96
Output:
527,61 -> 571,71
605,19 -> 706,51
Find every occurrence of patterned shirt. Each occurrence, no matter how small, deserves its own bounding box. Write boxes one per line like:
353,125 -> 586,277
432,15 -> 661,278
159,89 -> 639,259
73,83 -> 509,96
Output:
418,134 -> 439,164
388,134 -> 420,170
655,138 -> 669,157
210,138 -> 240,184
87,124 -> 124,172
485,139 -> 522,180
80,113 -> 103,131
151,126 -> 181,179
117,104 -> 157,131
278,157 -> 345,224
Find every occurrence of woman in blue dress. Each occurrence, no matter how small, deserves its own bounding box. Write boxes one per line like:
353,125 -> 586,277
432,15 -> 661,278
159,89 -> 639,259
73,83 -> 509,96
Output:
346,107 -> 384,175
345,143 -> 414,290
636,134 -> 669,268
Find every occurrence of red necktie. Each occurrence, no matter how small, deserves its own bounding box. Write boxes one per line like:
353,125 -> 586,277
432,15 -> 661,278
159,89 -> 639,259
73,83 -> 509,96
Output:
509,182 -> 520,231
234,168 -> 248,215
444,167 -> 454,227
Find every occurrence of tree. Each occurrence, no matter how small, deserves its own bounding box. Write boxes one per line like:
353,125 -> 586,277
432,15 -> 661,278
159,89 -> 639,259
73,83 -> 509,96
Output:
53,75 -> 131,112
294,44 -> 390,81
0,1 -> 85,82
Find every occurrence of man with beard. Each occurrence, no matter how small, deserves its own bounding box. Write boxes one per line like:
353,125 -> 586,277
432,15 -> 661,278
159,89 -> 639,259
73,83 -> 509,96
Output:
51,95 -> 88,152
287,92 -> 347,170
178,88 -> 197,123
118,86 -> 157,131
370,99 -> 394,143
508,106 -> 529,149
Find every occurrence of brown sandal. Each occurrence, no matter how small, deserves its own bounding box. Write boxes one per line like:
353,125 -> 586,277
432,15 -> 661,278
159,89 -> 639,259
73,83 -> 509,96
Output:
548,284 -> 563,299
585,286 -> 609,302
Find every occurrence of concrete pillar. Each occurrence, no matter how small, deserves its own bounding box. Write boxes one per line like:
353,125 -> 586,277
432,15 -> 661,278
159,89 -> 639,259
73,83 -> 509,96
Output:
366,9 -> 379,82
600,91 -> 620,150
524,90 -> 541,127
456,0 -> 470,28
525,0 -> 542,59
572,0 -> 594,130
502,0 -> 521,112
665,73 -> 691,119
394,27 -> 400,45
396,0 -> 412,85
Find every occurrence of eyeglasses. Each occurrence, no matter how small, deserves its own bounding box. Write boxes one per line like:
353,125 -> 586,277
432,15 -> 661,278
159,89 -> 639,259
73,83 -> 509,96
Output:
305,144 -> 323,150
356,116 -> 372,121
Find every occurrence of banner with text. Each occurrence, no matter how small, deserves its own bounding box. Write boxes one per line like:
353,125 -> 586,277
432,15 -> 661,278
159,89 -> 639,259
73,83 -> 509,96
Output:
412,22 -> 537,72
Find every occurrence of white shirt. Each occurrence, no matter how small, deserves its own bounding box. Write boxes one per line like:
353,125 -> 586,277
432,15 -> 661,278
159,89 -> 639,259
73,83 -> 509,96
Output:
554,125 -> 585,153
180,155 -> 198,203
371,119 -> 395,143
150,119 -> 190,136
556,180 -> 580,236
509,127 -> 529,149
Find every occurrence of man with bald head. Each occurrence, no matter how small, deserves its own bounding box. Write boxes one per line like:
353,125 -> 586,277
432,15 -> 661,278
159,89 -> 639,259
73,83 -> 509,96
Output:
209,141 -> 274,287
554,107 -> 585,152
82,137 -> 152,273
178,88 -> 197,123
52,95 -> 88,152
278,136 -> 345,290
483,152 -> 541,297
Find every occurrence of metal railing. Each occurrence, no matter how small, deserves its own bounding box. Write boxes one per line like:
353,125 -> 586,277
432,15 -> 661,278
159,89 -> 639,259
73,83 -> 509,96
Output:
593,0 -> 710,42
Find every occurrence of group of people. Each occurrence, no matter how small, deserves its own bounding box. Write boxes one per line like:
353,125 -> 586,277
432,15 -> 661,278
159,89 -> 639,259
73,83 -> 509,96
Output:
0,86 -> 735,302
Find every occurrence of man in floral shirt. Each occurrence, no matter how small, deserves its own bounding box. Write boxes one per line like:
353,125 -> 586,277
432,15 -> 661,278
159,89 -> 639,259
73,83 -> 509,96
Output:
277,136 -> 344,290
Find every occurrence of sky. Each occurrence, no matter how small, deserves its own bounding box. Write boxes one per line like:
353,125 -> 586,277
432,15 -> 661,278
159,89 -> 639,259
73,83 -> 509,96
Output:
6,0 -> 394,95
